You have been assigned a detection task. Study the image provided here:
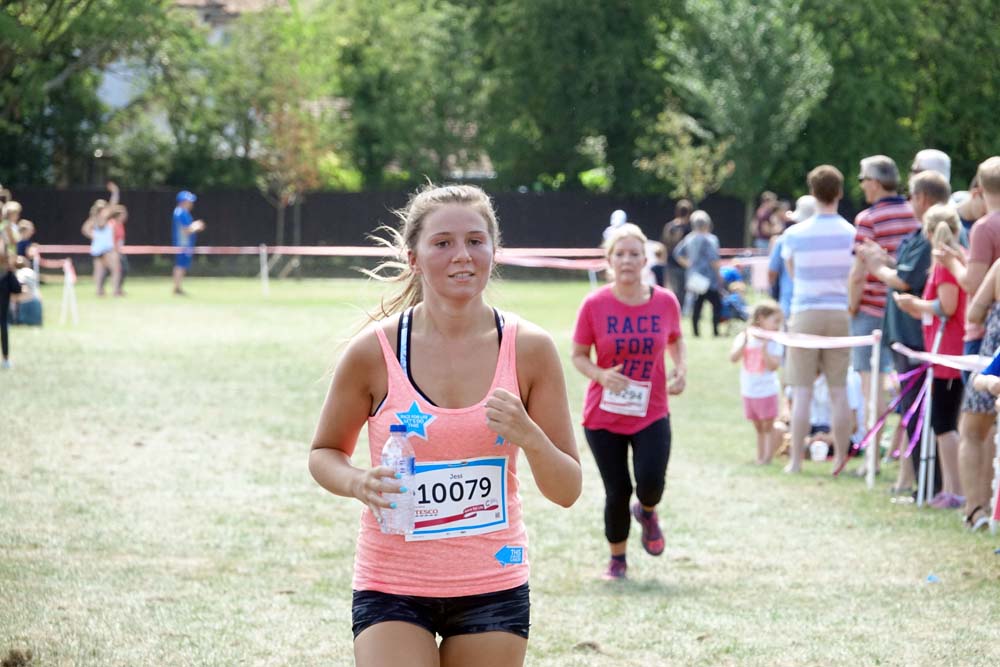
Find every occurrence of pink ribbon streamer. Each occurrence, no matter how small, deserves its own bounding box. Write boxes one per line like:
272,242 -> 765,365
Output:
832,364 -> 928,475
748,327 -> 879,350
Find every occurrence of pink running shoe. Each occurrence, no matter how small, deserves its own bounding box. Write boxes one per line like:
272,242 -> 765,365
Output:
631,501 -> 665,556
928,492 -> 952,509
929,492 -> 964,510
602,558 -> 627,581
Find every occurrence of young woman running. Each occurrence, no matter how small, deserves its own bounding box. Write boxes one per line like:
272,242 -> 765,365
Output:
571,223 -> 687,580
309,184 -> 581,667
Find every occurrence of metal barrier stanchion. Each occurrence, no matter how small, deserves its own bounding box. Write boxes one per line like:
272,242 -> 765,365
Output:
259,244 -> 269,297
917,321 -> 946,507
866,330 -> 882,490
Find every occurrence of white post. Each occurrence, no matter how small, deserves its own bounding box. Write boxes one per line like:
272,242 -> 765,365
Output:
918,322 -> 946,507
916,370 -> 934,507
259,244 -> 270,297
866,330 -> 882,490
587,269 -> 598,289
59,259 -> 78,326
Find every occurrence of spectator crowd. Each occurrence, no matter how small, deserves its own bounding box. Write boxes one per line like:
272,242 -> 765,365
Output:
750,151 -> 999,533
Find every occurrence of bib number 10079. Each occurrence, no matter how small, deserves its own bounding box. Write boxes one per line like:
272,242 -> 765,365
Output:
418,477 -> 492,505
406,456 -> 509,542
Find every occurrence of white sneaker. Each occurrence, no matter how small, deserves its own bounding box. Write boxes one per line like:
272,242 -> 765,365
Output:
0,359 -> 11,370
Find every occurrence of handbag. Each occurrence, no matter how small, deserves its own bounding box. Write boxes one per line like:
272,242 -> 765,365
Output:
685,272 -> 710,295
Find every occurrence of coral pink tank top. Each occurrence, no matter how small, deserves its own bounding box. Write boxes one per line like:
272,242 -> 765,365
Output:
352,309 -> 529,597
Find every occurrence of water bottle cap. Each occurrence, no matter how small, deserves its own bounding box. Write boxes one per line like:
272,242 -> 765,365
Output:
389,424 -> 408,433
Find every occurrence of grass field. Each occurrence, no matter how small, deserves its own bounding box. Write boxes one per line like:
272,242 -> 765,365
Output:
2,276 -> 999,667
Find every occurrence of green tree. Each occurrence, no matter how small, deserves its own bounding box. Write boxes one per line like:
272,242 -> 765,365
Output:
476,0 -> 667,190
313,0 -> 486,189
754,1 -> 1000,201
0,0 -> 170,184
668,0 -> 831,235
636,109 -> 734,202
766,1 -> 921,199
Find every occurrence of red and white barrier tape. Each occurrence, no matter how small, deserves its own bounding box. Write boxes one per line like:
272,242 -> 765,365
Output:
37,244 -> 608,271
890,342 -> 990,374
747,327 -> 878,349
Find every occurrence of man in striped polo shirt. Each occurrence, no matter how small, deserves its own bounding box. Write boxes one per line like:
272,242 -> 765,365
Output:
781,165 -> 856,473
849,156 -> 921,458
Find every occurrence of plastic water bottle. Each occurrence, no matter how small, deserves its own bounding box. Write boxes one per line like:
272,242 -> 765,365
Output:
379,424 -> 415,535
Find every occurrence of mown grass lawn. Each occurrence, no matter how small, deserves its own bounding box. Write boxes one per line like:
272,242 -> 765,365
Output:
2,276 -> 998,666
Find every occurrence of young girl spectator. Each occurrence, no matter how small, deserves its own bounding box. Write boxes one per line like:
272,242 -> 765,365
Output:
572,223 -> 686,580
308,184 -> 581,666
81,200 -> 122,296
894,204 -> 967,509
730,301 -> 783,464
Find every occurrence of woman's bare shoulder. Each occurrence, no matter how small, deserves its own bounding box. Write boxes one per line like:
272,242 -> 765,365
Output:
339,318 -> 396,369
513,316 -> 559,359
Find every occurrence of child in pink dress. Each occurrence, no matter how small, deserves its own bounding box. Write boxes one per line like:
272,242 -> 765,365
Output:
730,301 -> 784,464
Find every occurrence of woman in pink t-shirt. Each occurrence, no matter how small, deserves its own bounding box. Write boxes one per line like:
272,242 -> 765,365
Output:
571,223 -> 687,580
309,184 -> 581,667
894,204 -> 966,509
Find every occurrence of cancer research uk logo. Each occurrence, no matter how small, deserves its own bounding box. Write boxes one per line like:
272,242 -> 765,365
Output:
394,402 -> 436,440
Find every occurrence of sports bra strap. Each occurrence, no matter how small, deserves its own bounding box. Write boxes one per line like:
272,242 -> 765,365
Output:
397,307 -> 505,407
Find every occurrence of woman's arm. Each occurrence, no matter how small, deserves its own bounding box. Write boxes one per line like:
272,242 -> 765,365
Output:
966,258 -> 1000,325
81,218 -> 94,239
666,336 -> 687,394
309,331 -> 400,520
571,342 -> 628,393
489,323 -> 581,507
672,236 -> 691,268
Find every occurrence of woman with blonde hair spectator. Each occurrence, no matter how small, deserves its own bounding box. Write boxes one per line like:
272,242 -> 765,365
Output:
894,204 -> 967,509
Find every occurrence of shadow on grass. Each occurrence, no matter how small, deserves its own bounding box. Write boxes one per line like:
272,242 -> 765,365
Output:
586,577 -> 698,598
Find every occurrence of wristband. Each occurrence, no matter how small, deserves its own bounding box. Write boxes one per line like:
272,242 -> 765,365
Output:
931,298 -> 948,320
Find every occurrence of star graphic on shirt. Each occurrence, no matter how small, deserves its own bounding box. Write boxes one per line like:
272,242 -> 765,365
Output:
394,401 -> 436,440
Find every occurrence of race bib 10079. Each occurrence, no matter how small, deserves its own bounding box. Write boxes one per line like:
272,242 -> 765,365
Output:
406,456 -> 509,542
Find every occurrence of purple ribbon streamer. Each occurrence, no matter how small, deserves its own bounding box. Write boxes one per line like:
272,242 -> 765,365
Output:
853,364 -> 929,453
901,380 -> 930,459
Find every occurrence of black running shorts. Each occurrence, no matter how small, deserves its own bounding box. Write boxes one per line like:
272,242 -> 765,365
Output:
352,583 -> 530,639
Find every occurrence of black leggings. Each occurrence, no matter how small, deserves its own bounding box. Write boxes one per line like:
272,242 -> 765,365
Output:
585,417 -> 672,544
692,288 -> 721,336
